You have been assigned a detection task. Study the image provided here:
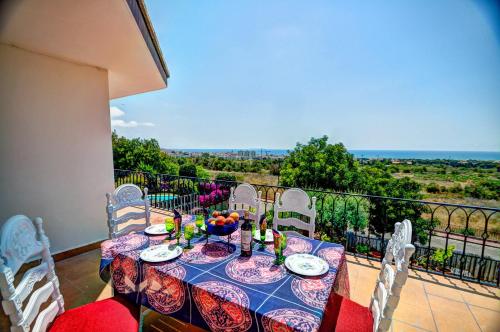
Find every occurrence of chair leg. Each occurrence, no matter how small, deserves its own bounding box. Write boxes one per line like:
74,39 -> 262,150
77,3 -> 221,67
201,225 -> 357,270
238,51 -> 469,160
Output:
139,305 -> 151,332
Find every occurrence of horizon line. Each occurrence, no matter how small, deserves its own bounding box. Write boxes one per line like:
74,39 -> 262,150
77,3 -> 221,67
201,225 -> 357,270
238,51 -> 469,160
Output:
163,148 -> 500,153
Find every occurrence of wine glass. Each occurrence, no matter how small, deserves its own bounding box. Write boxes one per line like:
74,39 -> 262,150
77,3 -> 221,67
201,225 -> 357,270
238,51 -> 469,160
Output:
259,224 -> 266,249
280,232 -> 287,258
272,230 -> 284,265
184,224 -> 194,249
165,216 -> 175,240
195,215 -> 204,237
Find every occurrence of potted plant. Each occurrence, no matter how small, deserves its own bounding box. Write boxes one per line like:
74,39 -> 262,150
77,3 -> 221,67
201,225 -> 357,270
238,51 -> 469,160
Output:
355,243 -> 370,255
428,245 -> 455,273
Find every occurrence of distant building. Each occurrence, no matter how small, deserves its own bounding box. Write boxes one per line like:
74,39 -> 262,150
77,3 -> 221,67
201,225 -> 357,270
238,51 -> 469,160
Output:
238,150 -> 257,158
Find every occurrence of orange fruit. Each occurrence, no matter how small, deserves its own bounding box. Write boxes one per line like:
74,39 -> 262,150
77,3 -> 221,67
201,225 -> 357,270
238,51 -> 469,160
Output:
225,217 -> 234,224
212,211 -> 221,217
229,212 -> 240,220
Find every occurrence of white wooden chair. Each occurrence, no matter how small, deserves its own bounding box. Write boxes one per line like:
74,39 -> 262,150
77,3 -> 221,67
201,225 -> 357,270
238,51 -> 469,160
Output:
273,188 -> 317,238
228,183 -> 263,223
106,184 -> 151,239
0,215 -> 65,332
331,219 -> 415,332
370,219 -> 415,332
0,215 -> 140,332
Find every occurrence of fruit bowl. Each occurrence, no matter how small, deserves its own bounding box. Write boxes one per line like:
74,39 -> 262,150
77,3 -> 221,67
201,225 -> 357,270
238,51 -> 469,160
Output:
205,220 -> 239,236
204,210 -> 240,237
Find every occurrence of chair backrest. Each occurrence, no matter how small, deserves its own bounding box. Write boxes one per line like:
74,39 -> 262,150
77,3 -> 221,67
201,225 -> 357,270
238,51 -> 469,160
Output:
228,183 -> 263,223
0,215 -> 65,332
273,188 -> 317,238
106,184 -> 151,239
370,219 -> 415,332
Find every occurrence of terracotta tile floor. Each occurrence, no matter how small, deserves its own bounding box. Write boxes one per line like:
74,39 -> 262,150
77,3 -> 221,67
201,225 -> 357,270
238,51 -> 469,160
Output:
1,208 -> 498,331
347,255 -> 500,332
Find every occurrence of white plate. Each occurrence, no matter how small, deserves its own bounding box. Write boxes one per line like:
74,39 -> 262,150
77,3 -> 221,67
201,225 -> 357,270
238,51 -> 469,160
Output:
285,254 -> 329,277
253,229 -> 273,243
144,224 -> 170,235
140,245 -> 182,263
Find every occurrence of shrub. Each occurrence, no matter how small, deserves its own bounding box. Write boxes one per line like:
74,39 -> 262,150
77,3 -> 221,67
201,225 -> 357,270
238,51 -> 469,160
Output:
356,243 -> 370,254
413,217 -> 438,245
449,184 -> 463,194
215,172 -> 237,182
464,180 -> 500,200
215,172 -> 237,190
169,179 -> 199,196
429,245 -> 455,268
196,166 -> 210,180
317,195 -> 369,238
179,164 -> 197,178
426,182 -> 440,194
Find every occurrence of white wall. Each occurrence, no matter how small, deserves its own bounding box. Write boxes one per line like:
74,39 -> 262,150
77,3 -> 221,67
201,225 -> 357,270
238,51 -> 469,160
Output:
0,44 -> 114,253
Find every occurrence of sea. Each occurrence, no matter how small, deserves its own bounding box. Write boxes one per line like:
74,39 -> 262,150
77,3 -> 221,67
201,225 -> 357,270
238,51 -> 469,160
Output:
170,149 -> 500,161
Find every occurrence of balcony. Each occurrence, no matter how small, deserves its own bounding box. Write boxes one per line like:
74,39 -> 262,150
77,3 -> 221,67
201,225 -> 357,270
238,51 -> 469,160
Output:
115,170 -> 500,287
1,206 -> 498,331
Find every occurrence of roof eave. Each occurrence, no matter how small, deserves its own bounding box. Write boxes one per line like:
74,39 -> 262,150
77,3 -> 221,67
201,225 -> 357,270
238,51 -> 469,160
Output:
126,0 -> 170,87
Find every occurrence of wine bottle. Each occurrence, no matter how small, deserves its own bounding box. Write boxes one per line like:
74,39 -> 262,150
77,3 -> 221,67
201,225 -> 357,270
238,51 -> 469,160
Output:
173,209 -> 182,245
240,211 -> 253,257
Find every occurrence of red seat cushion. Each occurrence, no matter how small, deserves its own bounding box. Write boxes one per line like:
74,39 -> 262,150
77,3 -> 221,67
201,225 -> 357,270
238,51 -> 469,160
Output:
320,293 -> 373,332
49,296 -> 139,332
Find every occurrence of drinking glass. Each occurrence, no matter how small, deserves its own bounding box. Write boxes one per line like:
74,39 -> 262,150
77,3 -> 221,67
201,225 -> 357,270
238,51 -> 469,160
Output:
195,215 -> 204,237
165,217 -> 175,240
184,224 -> 194,249
281,232 -> 287,252
272,230 -> 284,265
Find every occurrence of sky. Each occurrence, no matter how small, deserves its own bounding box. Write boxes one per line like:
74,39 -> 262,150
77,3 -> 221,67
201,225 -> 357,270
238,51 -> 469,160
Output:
110,0 -> 500,151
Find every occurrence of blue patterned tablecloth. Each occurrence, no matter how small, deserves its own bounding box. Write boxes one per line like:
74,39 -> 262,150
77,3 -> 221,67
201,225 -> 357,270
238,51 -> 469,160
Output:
99,215 -> 349,332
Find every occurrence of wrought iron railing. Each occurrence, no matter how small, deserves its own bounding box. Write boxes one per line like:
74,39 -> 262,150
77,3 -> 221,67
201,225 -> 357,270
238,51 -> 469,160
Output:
114,169 -> 500,286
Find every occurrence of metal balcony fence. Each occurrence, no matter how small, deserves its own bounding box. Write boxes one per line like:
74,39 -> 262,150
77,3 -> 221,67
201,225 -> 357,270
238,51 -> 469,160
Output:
114,169 -> 500,286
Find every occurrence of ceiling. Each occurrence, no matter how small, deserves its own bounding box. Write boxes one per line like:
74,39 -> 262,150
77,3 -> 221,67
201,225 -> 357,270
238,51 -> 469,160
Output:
0,0 -> 168,99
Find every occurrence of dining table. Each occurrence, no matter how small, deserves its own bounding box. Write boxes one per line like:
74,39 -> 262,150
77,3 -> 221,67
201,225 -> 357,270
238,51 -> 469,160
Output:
99,215 -> 350,332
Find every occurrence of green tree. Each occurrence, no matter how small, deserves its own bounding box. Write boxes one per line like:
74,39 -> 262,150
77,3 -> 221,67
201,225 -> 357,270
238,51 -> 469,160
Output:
364,173 -> 423,235
280,136 -> 365,191
317,195 -> 369,239
112,131 -> 179,175
196,166 -> 210,180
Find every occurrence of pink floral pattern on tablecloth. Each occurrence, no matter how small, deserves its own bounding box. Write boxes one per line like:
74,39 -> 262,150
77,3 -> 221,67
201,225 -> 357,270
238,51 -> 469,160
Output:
148,234 -> 169,245
217,228 -> 241,243
266,236 -> 313,256
101,234 -> 148,260
192,281 -> 252,332
143,262 -> 186,314
316,247 -> 342,267
110,250 -> 140,294
261,308 -> 321,332
291,272 -> 335,309
180,241 -> 233,264
225,255 -> 286,284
